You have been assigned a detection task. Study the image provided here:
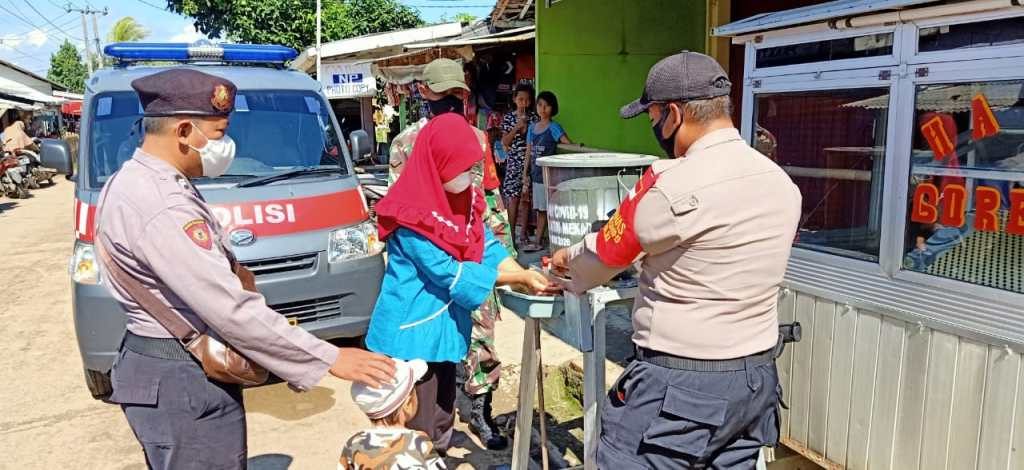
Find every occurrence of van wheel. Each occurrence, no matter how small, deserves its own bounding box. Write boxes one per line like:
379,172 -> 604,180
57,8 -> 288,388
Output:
84,368 -> 112,400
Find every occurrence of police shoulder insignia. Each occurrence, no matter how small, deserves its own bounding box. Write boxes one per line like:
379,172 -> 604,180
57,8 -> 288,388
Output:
211,84 -> 232,112
183,219 -> 214,250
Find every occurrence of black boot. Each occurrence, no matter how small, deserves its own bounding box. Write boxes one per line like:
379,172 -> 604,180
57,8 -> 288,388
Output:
468,392 -> 508,450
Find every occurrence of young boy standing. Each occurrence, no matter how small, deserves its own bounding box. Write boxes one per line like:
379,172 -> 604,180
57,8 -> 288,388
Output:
341,359 -> 446,470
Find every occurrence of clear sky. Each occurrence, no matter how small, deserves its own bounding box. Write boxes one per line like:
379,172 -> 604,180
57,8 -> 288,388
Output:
0,0 -> 495,78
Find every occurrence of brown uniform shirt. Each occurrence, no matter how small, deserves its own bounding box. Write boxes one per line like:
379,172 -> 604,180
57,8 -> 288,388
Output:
97,149 -> 338,390
567,128 -> 802,360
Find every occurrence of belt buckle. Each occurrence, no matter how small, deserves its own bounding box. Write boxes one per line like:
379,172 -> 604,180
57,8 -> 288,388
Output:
180,331 -> 201,348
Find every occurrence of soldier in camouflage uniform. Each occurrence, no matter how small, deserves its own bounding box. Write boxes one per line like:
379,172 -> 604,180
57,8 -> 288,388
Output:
459,161 -> 516,450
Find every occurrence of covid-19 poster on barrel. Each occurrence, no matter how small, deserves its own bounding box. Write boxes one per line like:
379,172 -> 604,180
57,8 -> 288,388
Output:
538,153 -> 657,252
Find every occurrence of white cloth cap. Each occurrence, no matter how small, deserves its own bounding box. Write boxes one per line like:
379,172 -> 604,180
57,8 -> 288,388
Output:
351,358 -> 428,419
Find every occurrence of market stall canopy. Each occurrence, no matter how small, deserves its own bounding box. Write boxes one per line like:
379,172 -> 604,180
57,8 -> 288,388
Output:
0,97 -> 41,115
61,101 -> 82,116
843,83 -> 1024,112
372,25 -> 535,85
291,22 -> 464,73
53,90 -> 84,101
0,75 -> 62,105
713,0 -> 940,37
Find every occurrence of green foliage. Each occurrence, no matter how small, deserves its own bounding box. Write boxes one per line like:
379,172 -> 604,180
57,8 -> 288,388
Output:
166,0 -> 424,51
47,40 -> 87,94
107,17 -> 150,43
453,12 -> 478,24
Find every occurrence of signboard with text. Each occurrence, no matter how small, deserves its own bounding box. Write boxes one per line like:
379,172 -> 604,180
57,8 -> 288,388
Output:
320,62 -> 376,99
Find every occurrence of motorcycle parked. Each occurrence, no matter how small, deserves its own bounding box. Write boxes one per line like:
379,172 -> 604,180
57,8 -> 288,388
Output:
14,138 -> 56,188
0,154 -> 29,199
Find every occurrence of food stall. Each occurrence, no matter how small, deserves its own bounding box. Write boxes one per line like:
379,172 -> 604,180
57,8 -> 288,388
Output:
714,2 -> 1024,468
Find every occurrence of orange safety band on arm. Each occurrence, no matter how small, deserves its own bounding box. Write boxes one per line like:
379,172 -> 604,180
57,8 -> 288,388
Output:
595,168 -> 660,267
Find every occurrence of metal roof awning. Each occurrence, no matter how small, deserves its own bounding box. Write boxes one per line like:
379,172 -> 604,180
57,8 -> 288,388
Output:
491,0 -> 536,29
0,76 -> 62,105
843,82 -> 1024,112
291,22 -> 464,72
406,26 -> 535,49
0,97 -> 41,114
713,0 -> 939,37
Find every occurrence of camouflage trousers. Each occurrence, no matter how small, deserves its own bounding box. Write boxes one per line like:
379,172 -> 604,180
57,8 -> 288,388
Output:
461,293 -> 502,396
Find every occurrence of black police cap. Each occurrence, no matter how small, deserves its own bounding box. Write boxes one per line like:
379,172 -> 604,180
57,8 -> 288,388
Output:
131,68 -> 237,118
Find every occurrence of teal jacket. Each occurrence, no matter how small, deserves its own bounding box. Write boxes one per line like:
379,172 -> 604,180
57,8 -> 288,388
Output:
365,227 -> 509,362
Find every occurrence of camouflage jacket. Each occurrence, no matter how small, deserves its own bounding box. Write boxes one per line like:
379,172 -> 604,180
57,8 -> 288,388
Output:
339,428 -> 446,470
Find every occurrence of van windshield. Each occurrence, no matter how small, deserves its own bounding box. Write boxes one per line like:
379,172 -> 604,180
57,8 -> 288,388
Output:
87,89 -> 346,188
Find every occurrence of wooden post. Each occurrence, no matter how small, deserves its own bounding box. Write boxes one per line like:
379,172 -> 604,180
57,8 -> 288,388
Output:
512,318 -> 540,469
536,324 -> 549,470
581,294 -> 606,470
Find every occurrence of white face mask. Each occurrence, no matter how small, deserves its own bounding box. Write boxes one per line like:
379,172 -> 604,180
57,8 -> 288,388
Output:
442,171 -> 472,194
189,121 -> 236,177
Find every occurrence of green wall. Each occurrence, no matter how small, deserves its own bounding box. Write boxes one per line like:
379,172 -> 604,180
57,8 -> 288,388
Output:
536,0 -> 708,155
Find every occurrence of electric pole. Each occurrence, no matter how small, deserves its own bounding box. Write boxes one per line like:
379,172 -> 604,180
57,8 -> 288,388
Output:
67,3 -> 107,73
79,10 -> 92,75
91,6 -> 108,68
316,0 -> 322,81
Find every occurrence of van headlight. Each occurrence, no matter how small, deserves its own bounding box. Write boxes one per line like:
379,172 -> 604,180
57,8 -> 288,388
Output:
70,242 -> 100,284
328,221 -> 383,263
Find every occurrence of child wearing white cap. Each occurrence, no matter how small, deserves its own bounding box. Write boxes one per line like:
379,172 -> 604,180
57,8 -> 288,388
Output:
340,359 -> 446,470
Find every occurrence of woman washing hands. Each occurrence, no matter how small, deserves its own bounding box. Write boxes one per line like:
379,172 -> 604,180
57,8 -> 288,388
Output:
365,59 -> 556,455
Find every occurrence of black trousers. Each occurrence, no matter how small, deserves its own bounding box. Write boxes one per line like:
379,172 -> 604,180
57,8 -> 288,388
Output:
109,347 -> 247,469
406,361 -> 457,452
597,357 -> 781,469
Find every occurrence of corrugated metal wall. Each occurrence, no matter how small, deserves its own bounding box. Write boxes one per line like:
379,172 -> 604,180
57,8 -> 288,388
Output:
777,288 -> 1024,469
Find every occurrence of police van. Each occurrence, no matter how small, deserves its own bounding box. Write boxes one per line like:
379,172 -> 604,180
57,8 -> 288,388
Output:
40,42 -> 385,399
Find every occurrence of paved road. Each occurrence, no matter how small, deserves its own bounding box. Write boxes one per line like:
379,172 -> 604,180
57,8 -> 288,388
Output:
0,180 -> 518,469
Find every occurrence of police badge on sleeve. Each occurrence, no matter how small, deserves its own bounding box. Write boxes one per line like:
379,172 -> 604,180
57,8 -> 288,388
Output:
184,219 -> 214,250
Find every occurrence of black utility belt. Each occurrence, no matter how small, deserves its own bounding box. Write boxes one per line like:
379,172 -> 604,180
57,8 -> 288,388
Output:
637,322 -> 802,372
123,331 -> 193,361
637,346 -> 775,372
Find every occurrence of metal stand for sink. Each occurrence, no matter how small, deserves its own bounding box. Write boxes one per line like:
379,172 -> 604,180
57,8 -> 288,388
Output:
510,285 -> 637,470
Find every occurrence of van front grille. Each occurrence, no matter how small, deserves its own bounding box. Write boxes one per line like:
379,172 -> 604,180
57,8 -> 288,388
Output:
241,253 -> 318,276
270,295 -> 344,325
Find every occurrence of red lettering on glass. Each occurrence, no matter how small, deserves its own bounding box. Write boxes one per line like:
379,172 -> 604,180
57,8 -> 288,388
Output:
971,93 -> 1001,141
911,183 -> 939,223
939,184 -> 967,228
1006,189 -> 1024,236
974,186 -> 1002,232
921,116 -> 956,161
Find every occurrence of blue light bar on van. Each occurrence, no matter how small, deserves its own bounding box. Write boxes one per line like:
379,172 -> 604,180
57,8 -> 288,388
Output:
104,41 -> 298,64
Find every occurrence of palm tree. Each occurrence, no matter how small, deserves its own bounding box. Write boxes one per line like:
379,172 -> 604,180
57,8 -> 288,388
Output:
107,17 -> 149,43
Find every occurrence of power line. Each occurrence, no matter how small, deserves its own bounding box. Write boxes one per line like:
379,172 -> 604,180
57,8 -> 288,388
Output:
0,2 -> 42,30
1,15 -> 77,40
47,0 -> 77,9
5,0 -> 41,27
0,2 -> 84,43
23,0 -> 83,42
0,43 -> 50,64
133,0 -> 166,11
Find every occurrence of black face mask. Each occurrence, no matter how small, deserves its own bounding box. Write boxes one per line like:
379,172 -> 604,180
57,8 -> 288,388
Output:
652,106 -> 682,157
428,94 -> 464,117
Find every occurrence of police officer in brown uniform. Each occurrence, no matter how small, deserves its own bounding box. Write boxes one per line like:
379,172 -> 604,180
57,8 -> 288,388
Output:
96,69 -> 395,469
552,52 -> 802,468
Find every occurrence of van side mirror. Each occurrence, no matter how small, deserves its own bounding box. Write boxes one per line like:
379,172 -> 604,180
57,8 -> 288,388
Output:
349,130 -> 372,161
39,138 -> 73,176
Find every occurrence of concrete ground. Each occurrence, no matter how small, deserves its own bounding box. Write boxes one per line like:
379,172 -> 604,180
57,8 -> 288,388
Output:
0,180 -> 611,469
